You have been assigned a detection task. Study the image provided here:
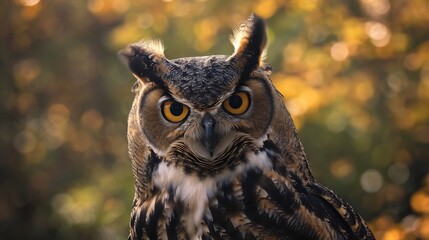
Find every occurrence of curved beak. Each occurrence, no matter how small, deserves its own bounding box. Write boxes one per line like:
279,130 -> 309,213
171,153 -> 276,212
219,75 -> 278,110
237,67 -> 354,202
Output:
201,114 -> 217,157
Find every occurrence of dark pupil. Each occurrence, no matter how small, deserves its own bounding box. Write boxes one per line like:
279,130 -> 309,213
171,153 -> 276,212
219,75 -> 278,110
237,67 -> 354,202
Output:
229,95 -> 243,109
170,102 -> 183,116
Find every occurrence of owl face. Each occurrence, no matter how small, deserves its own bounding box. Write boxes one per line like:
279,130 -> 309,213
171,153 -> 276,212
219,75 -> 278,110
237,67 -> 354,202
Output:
120,14 -> 274,176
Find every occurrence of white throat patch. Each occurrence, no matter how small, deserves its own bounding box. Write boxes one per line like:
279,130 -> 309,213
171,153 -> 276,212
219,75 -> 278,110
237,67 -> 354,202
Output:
151,134 -> 273,239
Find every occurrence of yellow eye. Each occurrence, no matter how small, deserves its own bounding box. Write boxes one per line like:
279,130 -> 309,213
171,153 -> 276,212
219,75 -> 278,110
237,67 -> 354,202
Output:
161,100 -> 189,123
223,92 -> 250,115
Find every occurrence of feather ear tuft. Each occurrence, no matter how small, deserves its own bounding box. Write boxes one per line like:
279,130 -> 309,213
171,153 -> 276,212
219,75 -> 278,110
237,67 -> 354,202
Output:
229,14 -> 267,69
118,40 -> 171,86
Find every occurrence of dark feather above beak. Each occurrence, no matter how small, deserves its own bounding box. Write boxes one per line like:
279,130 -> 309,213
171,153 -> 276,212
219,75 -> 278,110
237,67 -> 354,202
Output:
201,114 -> 218,157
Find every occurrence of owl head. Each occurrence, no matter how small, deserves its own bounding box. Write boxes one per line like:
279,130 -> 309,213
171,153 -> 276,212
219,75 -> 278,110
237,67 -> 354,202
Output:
119,14 -> 294,180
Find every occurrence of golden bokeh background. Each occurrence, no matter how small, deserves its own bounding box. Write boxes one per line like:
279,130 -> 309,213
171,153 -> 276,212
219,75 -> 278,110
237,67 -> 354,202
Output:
1,0 -> 429,239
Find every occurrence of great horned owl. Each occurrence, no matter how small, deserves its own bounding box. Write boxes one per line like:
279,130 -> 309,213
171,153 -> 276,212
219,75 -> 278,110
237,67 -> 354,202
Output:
118,14 -> 375,240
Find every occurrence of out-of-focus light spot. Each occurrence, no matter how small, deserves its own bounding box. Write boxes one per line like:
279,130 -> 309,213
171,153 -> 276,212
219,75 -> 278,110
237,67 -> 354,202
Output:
393,149 -> 412,164
43,104 -> 69,150
42,128 -> 66,150
105,121 -> 127,158
304,51 -> 327,69
137,13 -> 154,30
411,191 -> 429,214
304,69 -> 324,87
81,109 -> 104,131
17,92 -> 36,113
152,14 -> 169,34
330,159 -> 354,178
162,0 -> 173,2
277,76 -> 322,118
365,21 -> 391,47
172,2 -> 190,17
325,111 -> 347,133
387,163 -> 409,185
418,71 -> 429,100
360,0 -> 390,17
255,0 -> 277,18
48,104 -> 70,127
403,53 -> 422,71
360,169 -> 384,193
413,126 -> 429,143
342,19 -> 366,46
295,0 -> 318,11
366,22 -> 388,40
70,131 -> 91,152
18,0 -> 40,7
400,214 -> 420,233
390,33 -> 408,52
283,42 -> 305,65
109,21 -> 145,47
419,217 -> 429,238
194,18 -> 219,52
373,215 -> 394,233
87,0 -> 104,13
308,25 -> 327,44
102,197 -> 125,224
393,109 -> 416,130
87,0 -> 128,19
52,187 -> 101,225
330,42 -> 349,62
387,74 -> 405,93
13,59 -> 41,89
350,113 -> 372,132
111,0 -> 129,13
381,227 -> 404,240
14,131 -> 37,154
20,1 -> 42,20
354,78 -> 374,101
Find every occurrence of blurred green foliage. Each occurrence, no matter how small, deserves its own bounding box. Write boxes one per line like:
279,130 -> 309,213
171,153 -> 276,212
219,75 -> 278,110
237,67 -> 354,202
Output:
1,0 -> 429,239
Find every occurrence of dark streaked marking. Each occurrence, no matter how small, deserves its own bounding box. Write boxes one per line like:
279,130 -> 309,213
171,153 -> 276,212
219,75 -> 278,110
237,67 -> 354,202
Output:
289,172 -> 308,195
202,234 -> 215,240
244,233 -> 257,240
241,169 -> 261,215
261,139 -> 279,166
135,207 -> 148,240
241,169 -> 289,234
241,170 -> 324,239
205,219 -> 224,240
147,150 -> 161,180
146,201 -> 164,240
216,183 -> 241,213
302,194 -> 354,239
258,175 -> 300,216
262,139 -> 279,154
307,183 -> 374,239
209,206 -> 244,240
166,208 -> 180,240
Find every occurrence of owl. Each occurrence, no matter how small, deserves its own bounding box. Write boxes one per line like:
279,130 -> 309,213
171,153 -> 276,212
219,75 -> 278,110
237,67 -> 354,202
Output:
118,14 -> 375,240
